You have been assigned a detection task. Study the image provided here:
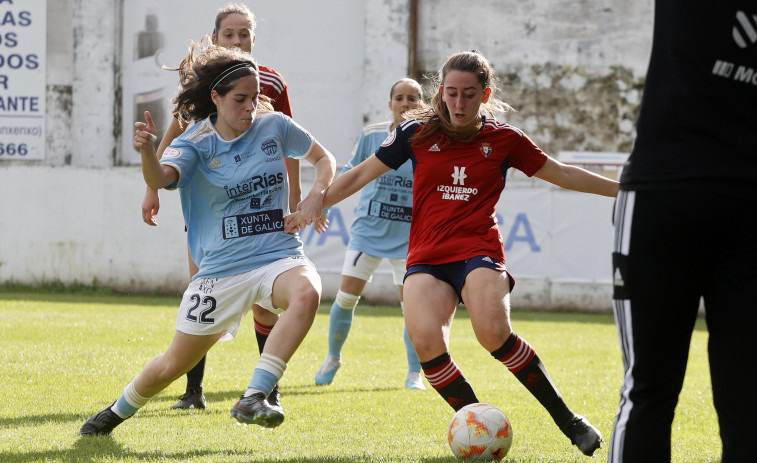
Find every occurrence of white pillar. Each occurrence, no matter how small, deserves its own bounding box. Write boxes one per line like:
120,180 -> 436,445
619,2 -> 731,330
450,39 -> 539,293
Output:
362,0 -> 411,126
71,0 -> 118,167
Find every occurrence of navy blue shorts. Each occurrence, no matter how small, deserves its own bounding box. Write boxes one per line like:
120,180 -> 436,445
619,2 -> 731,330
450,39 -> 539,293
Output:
405,255 -> 515,305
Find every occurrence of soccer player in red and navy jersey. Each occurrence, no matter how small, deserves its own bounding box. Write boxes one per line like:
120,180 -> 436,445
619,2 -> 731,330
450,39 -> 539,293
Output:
289,50 -> 618,457
139,3 -> 297,412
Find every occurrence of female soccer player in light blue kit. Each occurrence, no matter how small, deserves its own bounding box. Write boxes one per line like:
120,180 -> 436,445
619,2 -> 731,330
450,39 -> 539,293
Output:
314,78 -> 426,390
79,43 -> 335,435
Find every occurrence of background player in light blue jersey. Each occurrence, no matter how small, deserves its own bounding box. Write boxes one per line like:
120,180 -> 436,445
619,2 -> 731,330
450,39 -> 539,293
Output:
79,44 -> 335,435
314,78 -> 426,390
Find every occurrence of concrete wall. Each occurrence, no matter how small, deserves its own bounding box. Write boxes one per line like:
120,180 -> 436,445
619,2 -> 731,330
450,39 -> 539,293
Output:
20,0 -> 654,168
26,0 -> 413,169
415,0 -> 653,155
1,0 -> 655,309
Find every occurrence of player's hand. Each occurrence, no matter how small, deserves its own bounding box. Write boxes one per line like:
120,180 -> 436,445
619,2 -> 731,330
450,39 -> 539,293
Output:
134,111 -> 158,150
142,187 -> 160,226
296,189 -> 326,229
284,211 -> 303,234
314,211 -> 329,234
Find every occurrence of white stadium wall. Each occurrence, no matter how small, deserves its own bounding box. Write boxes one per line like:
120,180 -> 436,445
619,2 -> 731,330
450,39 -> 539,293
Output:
0,0 -> 654,311
0,165 -> 616,310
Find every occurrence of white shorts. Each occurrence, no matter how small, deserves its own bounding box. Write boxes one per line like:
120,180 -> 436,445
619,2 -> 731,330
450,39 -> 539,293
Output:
341,249 -> 407,286
175,256 -> 318,342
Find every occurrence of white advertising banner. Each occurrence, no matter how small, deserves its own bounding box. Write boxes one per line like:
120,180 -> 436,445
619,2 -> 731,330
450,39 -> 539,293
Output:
301,182 -> 614,285
0,166 -> 614,308
0,0 -> 46,161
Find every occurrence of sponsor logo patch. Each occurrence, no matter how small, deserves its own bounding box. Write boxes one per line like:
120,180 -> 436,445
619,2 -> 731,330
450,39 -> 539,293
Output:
223,209 -> 284,239
451,166 -> 467,185
367,200 -> 411,222
163,147 -> 181,159
733,11 -> 757,48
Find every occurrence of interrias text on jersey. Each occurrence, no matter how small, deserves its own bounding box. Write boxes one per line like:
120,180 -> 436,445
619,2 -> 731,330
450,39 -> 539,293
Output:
223,172 -> 286,199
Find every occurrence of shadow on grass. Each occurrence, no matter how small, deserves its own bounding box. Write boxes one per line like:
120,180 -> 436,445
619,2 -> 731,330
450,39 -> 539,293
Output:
0,407 -> 223,430
1,434 -> 461,463
0,381 -> 406,430
0,411 -> 82,429
144,383 -> 408,410
0,404 -> 478,462
1,437 -> 222,462
0,435 -> 363,463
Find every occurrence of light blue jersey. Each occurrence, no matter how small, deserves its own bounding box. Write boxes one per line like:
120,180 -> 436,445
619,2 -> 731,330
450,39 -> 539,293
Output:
160,112 -> 315,279
343,121 -> 413,258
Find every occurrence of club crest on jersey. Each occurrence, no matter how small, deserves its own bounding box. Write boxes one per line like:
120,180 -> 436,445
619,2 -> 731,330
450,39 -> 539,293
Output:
381,131 -> 397,147
261,139 -> 278,156
209,158 -> 223,169
480,142 -> 492,158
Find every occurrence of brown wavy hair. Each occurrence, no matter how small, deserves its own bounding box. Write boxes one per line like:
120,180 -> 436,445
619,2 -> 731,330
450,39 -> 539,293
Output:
168,39 -> 273,128
408,50 -> 514,147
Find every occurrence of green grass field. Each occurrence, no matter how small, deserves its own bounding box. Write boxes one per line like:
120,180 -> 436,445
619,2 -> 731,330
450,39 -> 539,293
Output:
0,290 -> 720,462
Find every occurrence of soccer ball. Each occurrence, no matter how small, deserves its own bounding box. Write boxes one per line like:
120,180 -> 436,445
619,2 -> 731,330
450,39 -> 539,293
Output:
447,403 -> 513,461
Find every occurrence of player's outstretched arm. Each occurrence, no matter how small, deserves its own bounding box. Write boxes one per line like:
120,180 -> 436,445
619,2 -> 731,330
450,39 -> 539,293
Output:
533,156 -> 619,197
141,117 -> 189,226
323,154 -> 391,208
134,111 -> 178,190
141,188 -> 161,226
297,142 -> 336,228
283,154 -> 390,234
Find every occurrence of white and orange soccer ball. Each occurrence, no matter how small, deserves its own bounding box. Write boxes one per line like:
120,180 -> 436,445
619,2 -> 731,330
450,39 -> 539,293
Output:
447,403 -> 513,461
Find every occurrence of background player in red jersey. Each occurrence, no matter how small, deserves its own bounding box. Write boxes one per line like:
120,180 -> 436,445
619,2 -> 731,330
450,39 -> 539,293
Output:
138,2 -> 297,411
288,50 -> 618,457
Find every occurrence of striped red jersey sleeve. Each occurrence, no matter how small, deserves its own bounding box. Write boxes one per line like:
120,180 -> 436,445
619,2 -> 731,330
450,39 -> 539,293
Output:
259,64 -> 293,117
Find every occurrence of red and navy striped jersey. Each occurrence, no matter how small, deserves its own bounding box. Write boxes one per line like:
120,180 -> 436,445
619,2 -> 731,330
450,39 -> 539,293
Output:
375,117 -> 548,267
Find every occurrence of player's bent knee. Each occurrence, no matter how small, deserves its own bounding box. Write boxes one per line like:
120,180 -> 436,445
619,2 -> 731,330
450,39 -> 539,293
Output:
474,329 -> 511,352
288,285 -> 321,313
406,330 -> 442,358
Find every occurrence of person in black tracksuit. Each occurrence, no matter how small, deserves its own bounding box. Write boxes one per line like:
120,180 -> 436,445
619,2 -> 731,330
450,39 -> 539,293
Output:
610,1 -> 757,462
